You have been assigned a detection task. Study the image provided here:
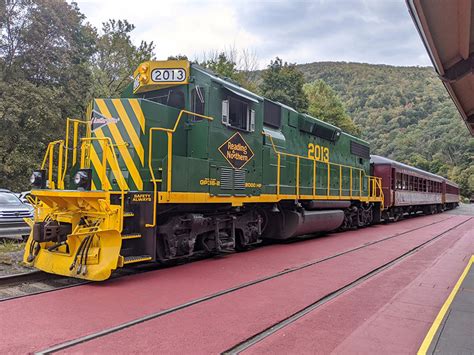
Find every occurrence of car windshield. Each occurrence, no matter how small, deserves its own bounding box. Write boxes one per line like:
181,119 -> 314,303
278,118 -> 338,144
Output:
0,192 -> 22,205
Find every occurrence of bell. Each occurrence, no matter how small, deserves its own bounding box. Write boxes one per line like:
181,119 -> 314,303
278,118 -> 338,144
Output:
271,204 -> 280,213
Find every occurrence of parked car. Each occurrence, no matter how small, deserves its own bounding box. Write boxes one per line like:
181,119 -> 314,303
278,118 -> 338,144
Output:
0,189 -> 33,239
17,191 -> 32,204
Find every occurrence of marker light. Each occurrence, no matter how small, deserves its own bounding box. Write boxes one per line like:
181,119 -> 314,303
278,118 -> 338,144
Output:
139,64 -> 148,74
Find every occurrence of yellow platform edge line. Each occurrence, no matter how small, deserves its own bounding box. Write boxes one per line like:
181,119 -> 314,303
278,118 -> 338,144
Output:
417,255 -> 474,355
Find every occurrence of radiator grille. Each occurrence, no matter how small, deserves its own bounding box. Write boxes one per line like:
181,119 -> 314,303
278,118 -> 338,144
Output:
234,169 -> 246,190
219,167 -> 246,190
220,167 -> 233,190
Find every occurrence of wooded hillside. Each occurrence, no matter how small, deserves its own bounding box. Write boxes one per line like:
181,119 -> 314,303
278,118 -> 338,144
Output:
296,62 -> 473,197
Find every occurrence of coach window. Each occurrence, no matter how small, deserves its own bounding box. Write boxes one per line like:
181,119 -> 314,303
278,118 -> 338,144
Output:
408,176 -> 413,191
422,179 -> 426,192
396,173 -> 402,189
222,96 -> 255,132
191,86 -> 205,121
402,175 -> 407,190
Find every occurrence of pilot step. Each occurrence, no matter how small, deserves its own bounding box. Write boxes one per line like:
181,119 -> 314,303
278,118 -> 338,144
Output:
123,255 -> 153,265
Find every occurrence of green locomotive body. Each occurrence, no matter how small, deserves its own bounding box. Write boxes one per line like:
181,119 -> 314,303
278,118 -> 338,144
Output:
24,60 -> 383,280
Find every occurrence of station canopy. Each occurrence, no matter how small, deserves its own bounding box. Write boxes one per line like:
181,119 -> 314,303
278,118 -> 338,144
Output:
407,0 -> 474,136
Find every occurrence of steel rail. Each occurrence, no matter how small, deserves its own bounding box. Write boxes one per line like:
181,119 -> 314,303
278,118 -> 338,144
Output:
0,262 -> 165,303
34,215 -> 462,354
0,270 -> 44,287
0,271 -> 89,303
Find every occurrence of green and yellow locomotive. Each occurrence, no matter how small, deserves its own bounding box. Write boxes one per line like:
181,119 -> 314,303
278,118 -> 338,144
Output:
24,60 -> 383,281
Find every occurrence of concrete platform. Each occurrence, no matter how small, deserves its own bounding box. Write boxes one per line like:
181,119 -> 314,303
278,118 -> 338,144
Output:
422,256 -> 474,354
0,213 -> 472,354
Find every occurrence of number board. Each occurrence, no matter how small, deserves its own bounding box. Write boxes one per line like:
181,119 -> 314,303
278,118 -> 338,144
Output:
151,68 -> 187,83
132,60 -> 190,93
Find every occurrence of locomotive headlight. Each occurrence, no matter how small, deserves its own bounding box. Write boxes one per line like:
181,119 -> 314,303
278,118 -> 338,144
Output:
73,169 -> 92,190
30,170 -> 47,189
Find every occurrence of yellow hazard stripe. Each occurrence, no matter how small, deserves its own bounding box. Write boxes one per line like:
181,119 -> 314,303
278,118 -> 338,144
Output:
89,145 -> 111,190
94,128 -> 129,191
95,99 -> 143,190
128,99 -> 145,133
112,99 -> 144,165
417,255 -> 474,355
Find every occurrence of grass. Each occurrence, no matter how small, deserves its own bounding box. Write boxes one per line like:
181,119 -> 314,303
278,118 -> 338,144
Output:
0,239 -> 26,265
0,239 -> 25,253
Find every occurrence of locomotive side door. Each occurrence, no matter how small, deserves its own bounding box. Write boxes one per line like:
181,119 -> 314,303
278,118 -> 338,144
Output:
186,84 -> 211,193
207,85 -> 262,197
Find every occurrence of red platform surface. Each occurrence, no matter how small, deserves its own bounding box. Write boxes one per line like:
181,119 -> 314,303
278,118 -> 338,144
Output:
0,214 -> 470,354
246,217 -> 473,354
64,215 -> 472,354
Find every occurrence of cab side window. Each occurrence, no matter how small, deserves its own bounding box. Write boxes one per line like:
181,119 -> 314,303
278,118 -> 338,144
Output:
222,96 -> 255,132
191,86 -> 205,121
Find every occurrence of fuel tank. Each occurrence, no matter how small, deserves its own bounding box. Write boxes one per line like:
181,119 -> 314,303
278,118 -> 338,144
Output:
262,209 -> 344,240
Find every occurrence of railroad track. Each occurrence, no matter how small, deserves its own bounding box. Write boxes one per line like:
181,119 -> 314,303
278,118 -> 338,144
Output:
1,215 -> 452,303
33,216 -> 469,354
0,270 -> 89,302
0,262 -> 167,302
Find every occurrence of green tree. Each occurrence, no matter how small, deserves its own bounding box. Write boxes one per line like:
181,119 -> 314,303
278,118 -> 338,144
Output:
260,57 -> 308,112
0,0 -> 97,191
91,19 -> 155,98
201,52 -> 240,82
200,50 -> 258,92
304,80 -> 360,136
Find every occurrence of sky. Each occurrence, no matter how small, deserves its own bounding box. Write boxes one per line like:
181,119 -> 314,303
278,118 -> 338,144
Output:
75,0 -> 432,69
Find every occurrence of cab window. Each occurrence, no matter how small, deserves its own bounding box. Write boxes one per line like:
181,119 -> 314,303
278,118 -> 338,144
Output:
143,87 -> 185,110
222,96 -> 255,132
191,86 -> 205,121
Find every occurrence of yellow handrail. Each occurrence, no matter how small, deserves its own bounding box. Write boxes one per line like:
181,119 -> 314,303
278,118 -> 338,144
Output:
62,118 -> 91,189
80,137 -> 124,192
262,132 -> 383,202
41,140 -> 64,190
146,109 -> 214,228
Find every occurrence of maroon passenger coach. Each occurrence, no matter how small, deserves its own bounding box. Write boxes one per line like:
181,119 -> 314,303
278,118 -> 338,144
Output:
371,155 -> 459,221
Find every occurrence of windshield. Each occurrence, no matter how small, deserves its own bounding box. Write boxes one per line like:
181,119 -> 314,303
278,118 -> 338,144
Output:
142,86 -> 185,110
0,192 -> 22,205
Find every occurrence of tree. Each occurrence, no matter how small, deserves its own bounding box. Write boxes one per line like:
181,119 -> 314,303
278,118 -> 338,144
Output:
200,49 -> 259,92
0,0 -> 97,191
167,54 -> 188,60
304,80 -> 360,136
201,51 -> 240,82
91,19 -> 155,98
260,57 -> 308,112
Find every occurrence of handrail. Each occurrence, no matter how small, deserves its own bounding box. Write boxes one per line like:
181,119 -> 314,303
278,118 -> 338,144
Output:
41,140 -> 64,190
62,118 -> 91,188
80,136 -> 127,232
80,137 -> 123,192
146,109 -> 214,228
263,132 -> 383,202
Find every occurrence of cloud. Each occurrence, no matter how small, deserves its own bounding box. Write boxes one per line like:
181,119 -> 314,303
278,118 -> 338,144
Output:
74,0 -> 431,68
